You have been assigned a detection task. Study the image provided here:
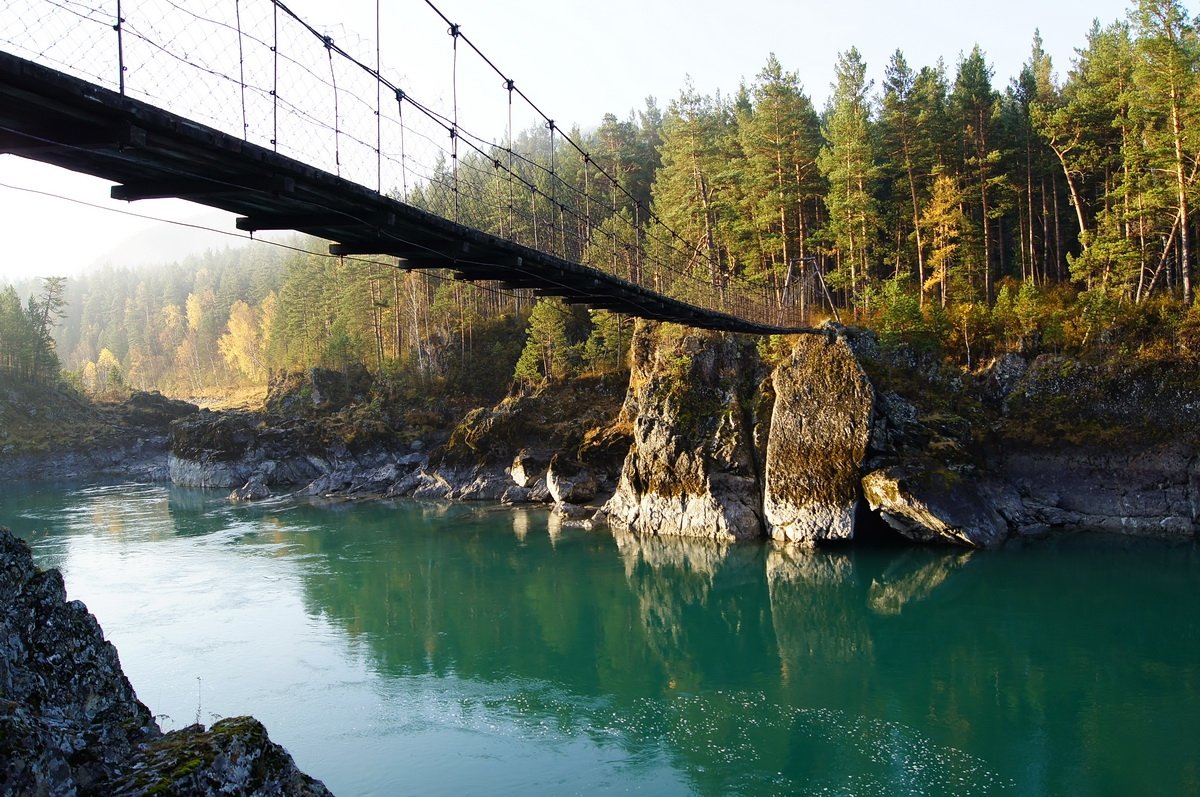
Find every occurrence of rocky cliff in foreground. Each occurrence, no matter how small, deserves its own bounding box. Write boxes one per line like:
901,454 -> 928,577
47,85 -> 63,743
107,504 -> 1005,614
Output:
0,527 -> 332,796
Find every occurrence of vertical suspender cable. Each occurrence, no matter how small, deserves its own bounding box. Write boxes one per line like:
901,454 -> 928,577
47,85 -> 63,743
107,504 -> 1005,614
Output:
235,0 -> 247,140
115,0 -> 125,94
450,23 -> 460,224
547,120 -> 555,253
530,185 -> 539,251
634,202 -> 643,287
506,80 -> 514,241
549,120 -> 564,257
583,155 -> 591,251
397,89 -> 408,197
374,0 -> 381,193
271,0 -> 278,150
325,34 -> 340,176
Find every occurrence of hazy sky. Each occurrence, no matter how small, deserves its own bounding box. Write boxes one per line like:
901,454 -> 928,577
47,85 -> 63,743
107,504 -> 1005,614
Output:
0,0 -> 1136,283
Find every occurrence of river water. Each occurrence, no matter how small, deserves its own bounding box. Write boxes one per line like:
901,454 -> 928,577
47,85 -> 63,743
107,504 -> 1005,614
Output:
3,481 -> 1198,796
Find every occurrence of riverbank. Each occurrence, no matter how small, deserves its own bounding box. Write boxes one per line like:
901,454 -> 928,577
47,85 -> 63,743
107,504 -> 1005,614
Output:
5,322 -> 1198,547
163,322 -> 1200,548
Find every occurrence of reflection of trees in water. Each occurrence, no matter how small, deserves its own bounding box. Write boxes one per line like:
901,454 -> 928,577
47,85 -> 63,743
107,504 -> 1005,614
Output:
611,529 -> 769,692
282,506 -> 1200,797
83,483 -> 177,540
288,503 -> 664,692
165,486 -> 227,537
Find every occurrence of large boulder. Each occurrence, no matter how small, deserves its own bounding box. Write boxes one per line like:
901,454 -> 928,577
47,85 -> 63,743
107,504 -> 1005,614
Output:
546,454 -> 598,504
511,448 -> 553,488
862,465 -> 1008,548
601,324 -> 765,541
168,411 -> 259,488
763,327 -> 874,545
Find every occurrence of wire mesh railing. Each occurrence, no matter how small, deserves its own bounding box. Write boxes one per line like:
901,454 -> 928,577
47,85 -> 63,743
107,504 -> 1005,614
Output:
1,0 -> 810,330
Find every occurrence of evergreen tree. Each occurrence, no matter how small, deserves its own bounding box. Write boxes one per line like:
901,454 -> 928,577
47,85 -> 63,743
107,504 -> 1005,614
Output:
878,50 -> 941,301
737,54 -> 823,310
581,310 -> 632,374
1010,32 -> 1059,284
818,48 -> 879,312
1133,0 -> 1200,302
952,46 -> 1002,302
514,298 -> 572,383
652,82 -> 739,290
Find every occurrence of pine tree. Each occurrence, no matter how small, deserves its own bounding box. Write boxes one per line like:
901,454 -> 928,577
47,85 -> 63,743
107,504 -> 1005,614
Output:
1010,32 -> 1059,284
952,46 -> 1001,303
652,82 -> 739,290
1134,0 -> 1200,303
818,48 -> 878,312
737,54 -> 823,309
878,50 -> 942,303
514,298 -> 572,383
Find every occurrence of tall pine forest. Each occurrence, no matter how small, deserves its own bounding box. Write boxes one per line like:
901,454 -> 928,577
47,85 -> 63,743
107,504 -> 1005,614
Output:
5,0 -> 1200,400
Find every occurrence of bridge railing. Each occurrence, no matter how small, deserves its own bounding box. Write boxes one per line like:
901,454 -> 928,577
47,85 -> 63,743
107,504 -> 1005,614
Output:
1,0 -> 811,330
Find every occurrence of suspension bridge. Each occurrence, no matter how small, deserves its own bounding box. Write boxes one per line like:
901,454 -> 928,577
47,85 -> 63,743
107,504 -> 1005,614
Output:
0,0 -> 815,334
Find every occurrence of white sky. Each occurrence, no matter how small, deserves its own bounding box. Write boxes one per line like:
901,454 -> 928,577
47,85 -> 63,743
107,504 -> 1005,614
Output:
0,0 -> 1136,283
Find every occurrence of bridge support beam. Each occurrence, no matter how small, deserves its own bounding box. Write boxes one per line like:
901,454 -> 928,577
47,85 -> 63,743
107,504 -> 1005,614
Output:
111,175 -> 295,202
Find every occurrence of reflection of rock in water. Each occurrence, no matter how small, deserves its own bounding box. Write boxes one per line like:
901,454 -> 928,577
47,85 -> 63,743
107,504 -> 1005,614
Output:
417,502 -> 454,520
511,509 -> 531,541
766,543 -> 856,587
612,529 -> 768,690
867,549 -> 974,616
766,544 -> 872,679
166,486 -> 223,537
614,529 -> 730,661
613,527 -> 732,583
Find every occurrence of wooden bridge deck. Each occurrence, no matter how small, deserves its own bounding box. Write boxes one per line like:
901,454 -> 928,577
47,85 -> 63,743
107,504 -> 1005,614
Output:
0,51 -> 809,335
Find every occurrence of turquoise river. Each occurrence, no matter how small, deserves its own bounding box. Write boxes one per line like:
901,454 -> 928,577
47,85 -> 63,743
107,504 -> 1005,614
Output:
3,481 -> 1199,796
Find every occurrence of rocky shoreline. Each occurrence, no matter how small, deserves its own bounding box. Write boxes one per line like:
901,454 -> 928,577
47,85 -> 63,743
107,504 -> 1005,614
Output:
0,527 -> 331,795
5,322 -> 1198,548
160,322 -> 1200,549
